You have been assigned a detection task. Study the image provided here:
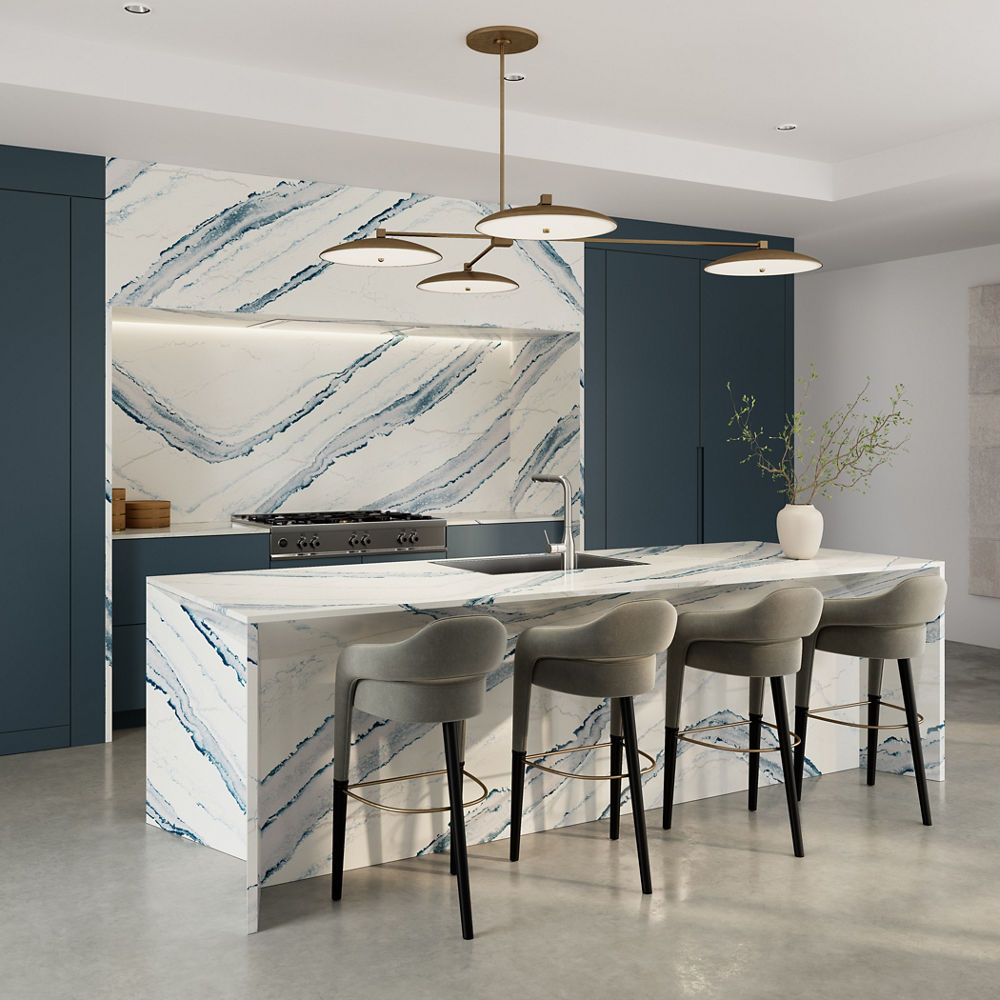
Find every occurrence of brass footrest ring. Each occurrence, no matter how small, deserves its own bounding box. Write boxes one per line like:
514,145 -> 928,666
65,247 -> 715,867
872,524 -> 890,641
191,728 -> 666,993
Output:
678,718 -> 802,753
807,700 -> 923,730
525,740 -> 656,781
346,767 -> 489,815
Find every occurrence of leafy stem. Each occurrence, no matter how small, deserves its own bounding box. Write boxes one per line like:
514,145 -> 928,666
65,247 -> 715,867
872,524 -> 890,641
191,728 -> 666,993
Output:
727,364 -> 912,504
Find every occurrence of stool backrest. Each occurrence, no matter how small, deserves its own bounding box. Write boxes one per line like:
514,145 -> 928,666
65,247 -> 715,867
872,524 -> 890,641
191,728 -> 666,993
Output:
338,615 -> 508,683
518,599 -> 678,664
821,575 -> 947,628
676,587 -> 824,646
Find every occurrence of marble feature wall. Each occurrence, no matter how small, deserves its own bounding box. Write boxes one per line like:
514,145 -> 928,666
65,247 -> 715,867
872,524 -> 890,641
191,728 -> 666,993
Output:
113,323 -> 579,521
969,283 -> 1000,597
107,160 -> 584,332
107,159 -> 583,521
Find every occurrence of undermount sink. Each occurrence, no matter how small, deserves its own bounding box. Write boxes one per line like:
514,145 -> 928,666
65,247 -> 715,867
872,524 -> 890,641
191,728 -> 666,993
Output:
433,552 -> 647,575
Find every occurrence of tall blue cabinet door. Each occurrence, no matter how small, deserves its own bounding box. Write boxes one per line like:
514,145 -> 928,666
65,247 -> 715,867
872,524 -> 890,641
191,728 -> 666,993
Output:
0,190 -> 71,745
700,270 -> 791,542
604,250 -> 701,547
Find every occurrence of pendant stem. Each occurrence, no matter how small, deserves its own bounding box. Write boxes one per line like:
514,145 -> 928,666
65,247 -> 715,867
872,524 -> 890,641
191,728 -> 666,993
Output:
499,41 -> 506,210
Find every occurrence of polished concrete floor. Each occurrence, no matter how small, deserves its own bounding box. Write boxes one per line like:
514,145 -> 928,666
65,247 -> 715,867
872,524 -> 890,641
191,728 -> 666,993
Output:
2,641 -> 998,1000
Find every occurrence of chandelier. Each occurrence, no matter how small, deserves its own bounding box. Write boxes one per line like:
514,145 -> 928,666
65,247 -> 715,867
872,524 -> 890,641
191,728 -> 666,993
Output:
320,26 -> 822,293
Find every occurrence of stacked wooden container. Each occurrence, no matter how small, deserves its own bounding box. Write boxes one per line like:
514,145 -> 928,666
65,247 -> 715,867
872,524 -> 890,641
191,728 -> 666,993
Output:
112,488 -> 126,532
125,499 -> 171,530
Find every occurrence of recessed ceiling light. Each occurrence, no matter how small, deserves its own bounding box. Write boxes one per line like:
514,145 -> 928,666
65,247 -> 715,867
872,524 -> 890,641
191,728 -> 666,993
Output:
124,4 -> 151,13
503,72 -> 525,82
775,123 -> 797,132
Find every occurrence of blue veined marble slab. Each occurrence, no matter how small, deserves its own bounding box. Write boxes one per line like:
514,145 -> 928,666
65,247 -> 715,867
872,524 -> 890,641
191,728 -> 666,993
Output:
144,543 -> 945,932
108,160 -> 585,524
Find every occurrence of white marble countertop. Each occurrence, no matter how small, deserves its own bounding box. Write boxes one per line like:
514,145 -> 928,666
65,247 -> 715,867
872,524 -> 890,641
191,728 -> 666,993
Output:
114,513 -> 560,539
112,520 -> 270,540
146,542 -> 943,626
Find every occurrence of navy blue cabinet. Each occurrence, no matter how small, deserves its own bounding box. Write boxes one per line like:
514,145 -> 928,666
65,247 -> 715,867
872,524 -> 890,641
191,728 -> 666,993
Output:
585,217 -> 792,549
111,533 -> 270,721
446,521 -> 562,558
0,146 -> 105,756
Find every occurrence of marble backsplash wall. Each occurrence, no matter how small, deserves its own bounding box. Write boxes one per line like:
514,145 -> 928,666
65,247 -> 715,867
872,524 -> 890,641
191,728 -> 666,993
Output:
107,160 -> 583,521
113,322 -> 579,520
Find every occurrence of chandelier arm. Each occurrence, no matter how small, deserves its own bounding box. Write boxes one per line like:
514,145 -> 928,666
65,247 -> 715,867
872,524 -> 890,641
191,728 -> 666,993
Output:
467,243 -> 496,269
575,237 -> 766,248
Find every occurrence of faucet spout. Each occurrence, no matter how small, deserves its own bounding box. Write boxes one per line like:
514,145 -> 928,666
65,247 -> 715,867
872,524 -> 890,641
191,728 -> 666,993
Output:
531,474 -> 576,571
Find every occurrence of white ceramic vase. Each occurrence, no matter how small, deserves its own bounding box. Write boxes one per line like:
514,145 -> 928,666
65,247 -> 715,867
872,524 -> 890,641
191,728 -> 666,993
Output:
776,503 -> 824,559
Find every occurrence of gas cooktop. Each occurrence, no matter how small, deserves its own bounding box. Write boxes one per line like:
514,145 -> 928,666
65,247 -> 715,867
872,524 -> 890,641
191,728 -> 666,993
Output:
231,510 -> 447,561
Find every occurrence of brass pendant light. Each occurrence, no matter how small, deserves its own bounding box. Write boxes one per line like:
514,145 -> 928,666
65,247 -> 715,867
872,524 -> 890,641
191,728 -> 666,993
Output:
319,232 -> 441,266
704,247 -> 823,276
316,26 -> 823,289
417,265 -> 519,294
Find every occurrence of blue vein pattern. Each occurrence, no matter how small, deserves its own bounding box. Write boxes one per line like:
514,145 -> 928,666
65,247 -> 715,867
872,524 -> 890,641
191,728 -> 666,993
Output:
142,547 -> 945,924
109,164 -> 584,522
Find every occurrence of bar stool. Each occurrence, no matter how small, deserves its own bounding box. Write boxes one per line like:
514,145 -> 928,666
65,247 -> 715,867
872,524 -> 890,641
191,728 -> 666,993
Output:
330,614 -> 507,941
662,587 -> 824,857
509,599 -> 677,895
793,575 -> 947,826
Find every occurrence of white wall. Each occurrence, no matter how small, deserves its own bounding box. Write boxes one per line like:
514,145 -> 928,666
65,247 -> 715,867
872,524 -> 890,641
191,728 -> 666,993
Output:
796,243 -> 1000,648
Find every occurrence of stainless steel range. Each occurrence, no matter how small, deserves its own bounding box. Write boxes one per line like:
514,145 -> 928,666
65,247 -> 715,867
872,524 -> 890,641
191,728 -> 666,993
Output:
231,511 -> 447,561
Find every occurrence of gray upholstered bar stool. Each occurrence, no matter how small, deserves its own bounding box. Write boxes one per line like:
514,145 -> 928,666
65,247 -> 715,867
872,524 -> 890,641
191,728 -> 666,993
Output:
330,614 -> 507,941
792,575 -> 947,826
662,587 -> 824,857
509,599 -> 677,895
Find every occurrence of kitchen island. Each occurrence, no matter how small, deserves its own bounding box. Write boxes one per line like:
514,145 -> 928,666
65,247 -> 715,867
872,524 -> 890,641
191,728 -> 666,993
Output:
144,543 -> 944,932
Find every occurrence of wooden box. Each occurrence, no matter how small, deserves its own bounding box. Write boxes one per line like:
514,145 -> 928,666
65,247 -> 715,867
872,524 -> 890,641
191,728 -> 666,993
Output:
125,500 -> 171,529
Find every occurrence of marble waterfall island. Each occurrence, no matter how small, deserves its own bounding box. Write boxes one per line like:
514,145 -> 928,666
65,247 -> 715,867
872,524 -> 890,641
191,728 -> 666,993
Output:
144,543 -> 945,932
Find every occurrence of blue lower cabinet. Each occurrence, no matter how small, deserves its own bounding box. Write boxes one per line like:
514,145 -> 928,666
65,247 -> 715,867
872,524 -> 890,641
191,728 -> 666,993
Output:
446,521 -> 562,558
111,533 -> 270,721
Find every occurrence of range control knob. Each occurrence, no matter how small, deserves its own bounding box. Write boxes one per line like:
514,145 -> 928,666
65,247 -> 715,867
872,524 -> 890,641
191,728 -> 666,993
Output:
396,532 -> 407,546
348,533 -> 360,547
361,533 -> 372,546
309,535 -> 321,549
296,534 -> 308,550
277,537 -> 289,549
408,531 -> 419,545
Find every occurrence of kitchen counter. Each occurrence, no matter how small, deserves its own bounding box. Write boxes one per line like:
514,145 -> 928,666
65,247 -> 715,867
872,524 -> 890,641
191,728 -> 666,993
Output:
112,520 -> 269,541
144,542 -> 945,932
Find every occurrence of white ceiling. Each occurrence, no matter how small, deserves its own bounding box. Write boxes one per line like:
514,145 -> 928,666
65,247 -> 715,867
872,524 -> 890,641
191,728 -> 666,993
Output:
3,0 -> 1000,270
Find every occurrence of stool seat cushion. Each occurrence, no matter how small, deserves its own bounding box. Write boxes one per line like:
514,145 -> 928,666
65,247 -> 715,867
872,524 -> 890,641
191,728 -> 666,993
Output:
354,675 -> 486,724
815,623 -> 928,661
532,655 -> 657,699
685,639 -> 804,678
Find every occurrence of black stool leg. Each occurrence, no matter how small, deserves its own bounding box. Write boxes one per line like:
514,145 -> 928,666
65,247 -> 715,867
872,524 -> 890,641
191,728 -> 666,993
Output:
898,658 -> 932,826
748,712 -> 763,811
509,750 -> 527,862
451,720 -> 466,876
866,695 -> 882,786
866,658 -> 884,786
620,697 -> 652,894
793,705 -> 809,800
331,778 -> 348,901
748,676 -> 765,812
443,721 -> 474,939
662,726 -> 679,830
610,698 -> 623,841
770,676 -> 804,858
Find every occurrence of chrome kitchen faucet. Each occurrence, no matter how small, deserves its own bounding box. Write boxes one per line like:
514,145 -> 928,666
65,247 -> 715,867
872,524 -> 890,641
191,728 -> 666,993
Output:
532,474 -> 576,571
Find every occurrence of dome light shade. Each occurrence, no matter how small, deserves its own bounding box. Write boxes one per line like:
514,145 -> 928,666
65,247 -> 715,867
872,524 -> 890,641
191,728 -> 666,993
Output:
476,194 -> 617,241
416,268 -> 519,294
319,236 -> 441,267
704,248 -> 822,276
